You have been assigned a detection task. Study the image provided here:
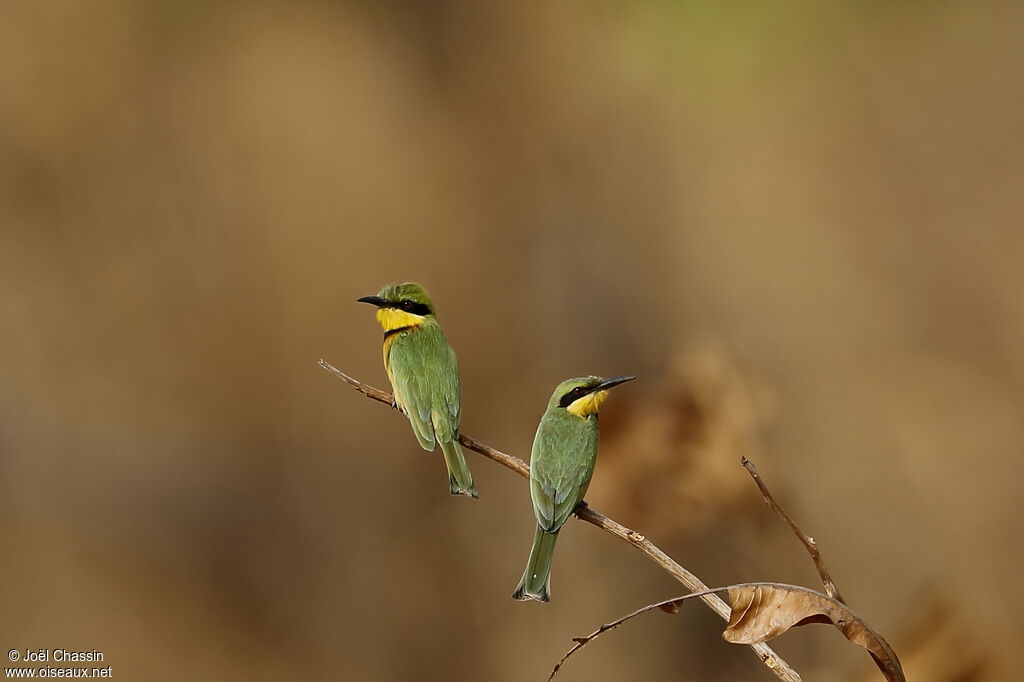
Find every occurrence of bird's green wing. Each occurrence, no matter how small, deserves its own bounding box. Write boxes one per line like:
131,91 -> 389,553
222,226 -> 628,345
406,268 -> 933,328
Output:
429,334 -> 462,443
529,412 -> 599,532
387,323 -> 461,451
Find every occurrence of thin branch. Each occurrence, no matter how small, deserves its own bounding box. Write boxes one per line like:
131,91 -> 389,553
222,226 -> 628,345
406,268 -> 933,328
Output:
549,582 -> 796,682
549,588 -> 722,682
548,582 -> 906,682
319,359 -> 801,681
741,456 -> 844,603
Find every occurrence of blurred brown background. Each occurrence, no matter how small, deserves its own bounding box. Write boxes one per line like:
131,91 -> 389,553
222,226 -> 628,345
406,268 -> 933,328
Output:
1,1 -> 1021,680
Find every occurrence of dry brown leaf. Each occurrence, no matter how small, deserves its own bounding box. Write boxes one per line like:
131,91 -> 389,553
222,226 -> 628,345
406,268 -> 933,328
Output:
724,584 -> 905,682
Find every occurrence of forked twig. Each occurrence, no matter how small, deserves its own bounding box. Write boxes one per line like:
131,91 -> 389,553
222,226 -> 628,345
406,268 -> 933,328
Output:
548,582 -> 905,682
548,582 -> 802,681
548,588 -> 724,681
319,359 -> 801,681
545,455 -> 898,681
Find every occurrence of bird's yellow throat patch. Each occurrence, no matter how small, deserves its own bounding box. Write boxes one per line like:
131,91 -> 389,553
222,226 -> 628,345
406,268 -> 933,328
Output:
566,390 -> 609,418
376,307 -> 427,332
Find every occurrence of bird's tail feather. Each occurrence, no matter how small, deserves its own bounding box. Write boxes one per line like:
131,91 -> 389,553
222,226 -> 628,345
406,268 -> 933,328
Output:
440,439 -> 478,499
512,526 -> 559,602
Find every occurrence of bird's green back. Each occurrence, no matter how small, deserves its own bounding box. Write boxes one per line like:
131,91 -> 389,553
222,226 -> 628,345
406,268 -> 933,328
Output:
386,320 -> 461,450
529,400 -> 599,533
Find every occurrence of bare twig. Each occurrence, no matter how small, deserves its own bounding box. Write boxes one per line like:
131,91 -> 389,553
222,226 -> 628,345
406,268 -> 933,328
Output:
549,588 -> 726,682
319,359 -> 801,681
741,456 -> 845,603
549,582 -> 905,682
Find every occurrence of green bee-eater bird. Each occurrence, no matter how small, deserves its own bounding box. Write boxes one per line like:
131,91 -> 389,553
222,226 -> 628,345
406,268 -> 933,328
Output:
357,282 -> 478,499
513,374 -> 635,602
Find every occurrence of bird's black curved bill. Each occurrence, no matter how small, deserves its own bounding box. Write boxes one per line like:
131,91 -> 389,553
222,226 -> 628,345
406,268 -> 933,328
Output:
596,375 -> 636,391
357,295 -> 389,307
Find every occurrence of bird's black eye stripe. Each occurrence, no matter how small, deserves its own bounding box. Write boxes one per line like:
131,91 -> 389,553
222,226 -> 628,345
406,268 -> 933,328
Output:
394,299 -> 432,316
559,385 -> 594,408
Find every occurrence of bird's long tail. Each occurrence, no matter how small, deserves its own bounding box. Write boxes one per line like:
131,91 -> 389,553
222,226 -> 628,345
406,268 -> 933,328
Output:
512,525 -> 559,602
440,439 -> 478,499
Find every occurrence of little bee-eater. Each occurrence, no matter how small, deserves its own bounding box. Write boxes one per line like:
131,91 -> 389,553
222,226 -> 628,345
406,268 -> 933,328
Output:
357,282 -> 478,499
513,375 -> 635,602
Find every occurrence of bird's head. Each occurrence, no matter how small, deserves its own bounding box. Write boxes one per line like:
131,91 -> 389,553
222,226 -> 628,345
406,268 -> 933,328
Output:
358,282 -> 436,332
549,375 -> 636,418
